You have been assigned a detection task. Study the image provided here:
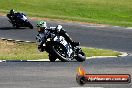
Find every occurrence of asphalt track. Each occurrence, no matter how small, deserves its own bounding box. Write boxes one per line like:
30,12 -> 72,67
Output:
0,16 -> 132,88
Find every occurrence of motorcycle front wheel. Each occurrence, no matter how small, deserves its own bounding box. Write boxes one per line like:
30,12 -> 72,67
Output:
51,43 -> 73,62
26,21 -> 33,29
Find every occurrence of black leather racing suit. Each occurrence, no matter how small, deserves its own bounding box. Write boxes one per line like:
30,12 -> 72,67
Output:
36,27 -> 75,52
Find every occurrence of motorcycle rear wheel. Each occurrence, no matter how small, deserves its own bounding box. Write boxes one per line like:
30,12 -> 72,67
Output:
75,52 -> 86,62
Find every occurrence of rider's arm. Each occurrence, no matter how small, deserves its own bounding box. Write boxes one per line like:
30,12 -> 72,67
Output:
36,32 -> 47,52
45,28 -> 56,38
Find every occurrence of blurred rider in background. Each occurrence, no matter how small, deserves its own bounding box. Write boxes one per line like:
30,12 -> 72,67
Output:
7,9 -> 26,25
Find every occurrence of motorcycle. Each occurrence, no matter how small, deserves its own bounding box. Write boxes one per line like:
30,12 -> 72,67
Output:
36,28 -> 86,62
7,13 -> 33,29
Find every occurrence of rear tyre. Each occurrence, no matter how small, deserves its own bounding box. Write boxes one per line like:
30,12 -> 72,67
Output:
75,52 -> 86,62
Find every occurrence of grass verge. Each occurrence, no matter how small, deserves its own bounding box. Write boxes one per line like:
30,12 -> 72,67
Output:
0,0 -> 132,27
0,40 -> 121,60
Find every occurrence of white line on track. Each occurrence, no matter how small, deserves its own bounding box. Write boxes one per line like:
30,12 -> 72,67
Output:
70,87 -> 104,88
126,27 -> 132,29
81,25 -> 107,28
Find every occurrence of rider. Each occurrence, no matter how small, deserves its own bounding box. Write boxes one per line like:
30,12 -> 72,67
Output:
7,9 -> 25,22
36,21 -> 79,52
7,9 -> 15,21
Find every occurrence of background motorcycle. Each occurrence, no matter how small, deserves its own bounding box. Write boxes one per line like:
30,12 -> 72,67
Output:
36,28 -> 86,62
7,13 -> 33,29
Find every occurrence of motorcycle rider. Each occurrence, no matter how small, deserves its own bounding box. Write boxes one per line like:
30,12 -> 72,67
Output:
36,21 -> 79,52
7,9 -> 26,25
7,9 -> 16,22
7,9 -> 33,29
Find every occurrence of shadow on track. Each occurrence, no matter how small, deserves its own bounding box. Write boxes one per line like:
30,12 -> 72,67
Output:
0,27 -> 29,30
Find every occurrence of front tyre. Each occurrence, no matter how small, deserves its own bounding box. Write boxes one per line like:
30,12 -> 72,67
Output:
29,23 -> 33,29
75,52 -> 86,62
26,21 -> 33,29
51,43 -> 73,62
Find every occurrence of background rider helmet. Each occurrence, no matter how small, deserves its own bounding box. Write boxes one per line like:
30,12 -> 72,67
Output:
10,9 -> 15,15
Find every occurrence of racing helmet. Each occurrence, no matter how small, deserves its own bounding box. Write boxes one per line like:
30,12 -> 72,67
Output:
10,9 -> 15,14
37,21 -> 47,28
36,21 -> 47,32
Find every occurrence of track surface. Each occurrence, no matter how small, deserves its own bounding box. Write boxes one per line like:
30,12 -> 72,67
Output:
0,16 -> 132,88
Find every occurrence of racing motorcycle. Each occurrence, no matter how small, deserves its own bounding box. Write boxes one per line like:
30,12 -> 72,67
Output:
36,28 -> 86,62
7,13 -> 33,29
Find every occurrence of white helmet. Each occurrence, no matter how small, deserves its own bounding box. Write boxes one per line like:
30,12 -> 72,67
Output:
56,25 -> 62,32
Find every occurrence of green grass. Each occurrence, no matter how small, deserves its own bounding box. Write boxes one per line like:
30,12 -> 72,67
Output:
0,0 -> 132,26
0,40 -> 48,60
0,40 -> 121,60
82,47 -> 121,57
